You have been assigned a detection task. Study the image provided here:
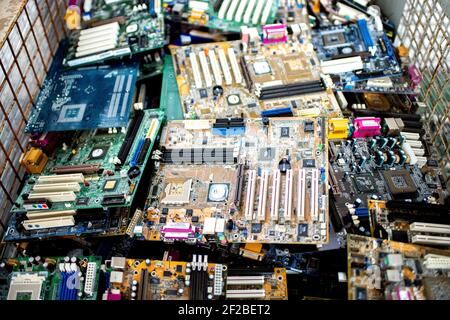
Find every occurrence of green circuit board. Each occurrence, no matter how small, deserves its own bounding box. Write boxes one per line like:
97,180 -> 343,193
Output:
64,0 -> 165,67
0,256 -> 102,300
11,109 -> 165,213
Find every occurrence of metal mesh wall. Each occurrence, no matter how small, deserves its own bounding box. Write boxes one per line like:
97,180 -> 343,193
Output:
395,0 -> 450,187
0,0 -> 67,234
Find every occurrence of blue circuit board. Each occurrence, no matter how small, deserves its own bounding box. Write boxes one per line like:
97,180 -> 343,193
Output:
311,19 -> 402,88
25,46 -> 138,133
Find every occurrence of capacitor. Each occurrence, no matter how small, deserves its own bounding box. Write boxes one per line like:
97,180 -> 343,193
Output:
371,194 -> 379,200
207,294 -> 213,300
379,138 -> 388,149
368,138 -> 377,149
209,274 -> 214,280
359,156 -> 367,167
131,292 -> 137,298
354,198 -> 362,208
388,137 -> 397,149
375,151 -> 385,166
28,257 -> 34,265
145,259 -> 151,266
398,150 -> 407,166
178,288 -> 184,295
185,280 -> 190,286
70,257 -> 78,263
132,285 -> 137,292
132,280 -> 138,286
35,256 -> 42,264
64,256 -> 70,263
387,151 -> 396,166
186,268 -> 191,274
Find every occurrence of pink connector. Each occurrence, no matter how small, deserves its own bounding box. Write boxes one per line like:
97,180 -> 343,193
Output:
353,117 -> 381,138
262,24 -> 287,44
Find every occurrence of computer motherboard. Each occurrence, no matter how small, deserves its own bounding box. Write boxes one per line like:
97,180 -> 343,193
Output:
132,116 -> 328,244
64,0 -> 165,67
0,256 -> 102,300
170,25 -> 342,119
348,235 -> 450,300
102,255 -> 287,300
5,109 -> 164,241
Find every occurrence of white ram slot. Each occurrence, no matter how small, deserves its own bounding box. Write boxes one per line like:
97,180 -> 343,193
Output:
297,169 -> 306,221
189,52 -> 203,89
410,222 -> 450,234
235,0 -> 248,22
310,169 -> 319,221
218,0 -> 232,19
208,50 -> 222,85
256,170 -> 269,221
198,50 -> 213,87
217,49 -> 232,85
29,192 -> 76,202
411,148 -> 425,156
243,0 -> 257,24
27,210 -> 76,220
79,22 -> 119,36
283,169 -> 293,221
270,169 -> 281,221
227,47 -> 242,84
33,182 -> 81,193
226,0 -> 240,20
260,0 -> 273,24
38,174 -> 84,184
252,0 -> 265,24
244,170 -> 257,220
22,216 -> 76,230
226,275 -> 265,285
226,289 -> 266,299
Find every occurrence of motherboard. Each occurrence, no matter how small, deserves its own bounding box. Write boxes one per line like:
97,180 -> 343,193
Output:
348,235 -> 450,300
5,109 -> 164,241
133,117 -> 329,245
26,46 -> 138,133
311,17 -> 402,89
64,0 -> 165,67
369,200 -> 450,247
170,26 -> 342,119
103,255 -> 287,300
0,256 -> 102,300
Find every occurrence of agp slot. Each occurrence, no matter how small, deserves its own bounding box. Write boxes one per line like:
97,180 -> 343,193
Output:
51,164 -> 101,174
233,164 -> 245,207
117,111 -> 144,166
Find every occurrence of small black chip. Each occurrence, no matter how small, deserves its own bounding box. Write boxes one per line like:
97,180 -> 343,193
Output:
191,216 -> 199,223
290,100 -> 298,108
199,89 -> 208,98
76,197 -> 89,206
251,223 -> 262,233
159,217 -> 166,223
165,289 -> 177,296
392,230 -> 409,243
161,208 -> 169,215
298,224 -> 308,237
247,103 -> 257,108
304,121 -> 314,132
163,271 -> 172,277
186,209 -> 193,216
176,265 -> 183,272
280,127 -> 290,137
303,159 -> 316,168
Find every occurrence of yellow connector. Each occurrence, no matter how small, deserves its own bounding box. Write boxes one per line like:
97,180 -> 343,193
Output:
64,7 -> 81,30
328,118 -> 349,140
21,147 -> 48,174
239,243 -> 264,261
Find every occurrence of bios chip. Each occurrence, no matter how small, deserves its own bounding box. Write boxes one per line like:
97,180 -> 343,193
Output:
382,170 -> 418,198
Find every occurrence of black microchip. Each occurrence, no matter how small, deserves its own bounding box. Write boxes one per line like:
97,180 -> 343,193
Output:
304,121 -> 314,132
251,223 -> 262,233
290,100 -> 298,108
351,174 -> 376,193
355,287 -> 367,300
186,209 -> 193,216
392,230 -> 409,243
199,89 -> 208,98
269,231 -> 275,236
427,159 -> 438,167
303,159 -> 316,168
76,197 -> 89,206
280,127 -> 290,137
163,271 -> 172,277
298,224 -> 308,237
191,216 -> 199,223
247,103 -> 257,108
150,277 -> 160,284
159,217 -> 166,223
165,289 -> 177,296
161,208 -> 169,215
176,265 -> 183,272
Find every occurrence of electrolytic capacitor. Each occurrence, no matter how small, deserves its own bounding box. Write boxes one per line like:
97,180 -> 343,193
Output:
359,156 -> 367,167
354,198 -> 362,208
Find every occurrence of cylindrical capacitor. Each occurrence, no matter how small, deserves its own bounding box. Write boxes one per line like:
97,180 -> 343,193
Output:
145,259 -> 151,266
64,256 -> 70,263
375,151 -> 385,166
132,285 -> 137,292
388,137 -> 397,149
178,288 -> 184,295
28,257 -> 34,266
354,198 -> 362,208
398,150 -> 407,166
185,280 -> 190,286
379,138 -> 388,149
368,138 -> 377,149
132,280 -> 138,286
359,156 -> 367,167
387,151 -> 396,166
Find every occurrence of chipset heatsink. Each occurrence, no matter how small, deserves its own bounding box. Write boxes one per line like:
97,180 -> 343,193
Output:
207,183 -> 229,202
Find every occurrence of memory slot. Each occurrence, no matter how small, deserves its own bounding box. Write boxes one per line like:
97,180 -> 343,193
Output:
410,222 -> 450,234
218,0 -> 232,19
240,56 -> 253,90
261,0 -> 273,24
162,148 -> 235,164
412,235 -> 450,246
117,111 -> 144,165
252,0 -> 265,24
258,81 -> 325,100
137,269 -> 149,300
226,0 -> 239,21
